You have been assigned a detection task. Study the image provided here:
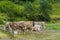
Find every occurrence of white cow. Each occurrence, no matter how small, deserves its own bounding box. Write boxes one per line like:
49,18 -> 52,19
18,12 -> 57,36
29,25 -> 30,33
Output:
35,24 -> 41,31
34,21 -> 45,31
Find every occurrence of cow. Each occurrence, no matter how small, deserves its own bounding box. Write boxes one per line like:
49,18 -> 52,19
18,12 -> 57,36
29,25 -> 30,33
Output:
5,21 -> 33,34
16,21 -> 33,32
5,22 -> 12,32
23,21 -> 33,31
5,21 -> 45,34
34,21 -> 45,31
5,22 -> 20,35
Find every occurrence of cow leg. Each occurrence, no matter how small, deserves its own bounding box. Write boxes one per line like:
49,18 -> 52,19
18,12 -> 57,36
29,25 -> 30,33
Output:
6,26 -> 9,31
20,27 -> 26,34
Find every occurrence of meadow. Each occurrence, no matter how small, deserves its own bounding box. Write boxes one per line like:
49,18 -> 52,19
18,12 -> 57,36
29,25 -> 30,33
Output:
46,22 -> 60,30
0,30 -> 60,40
51,2 -> 60,18
0,22 -> 60,40
0,1 -> 60,40
46,2 -> 60,30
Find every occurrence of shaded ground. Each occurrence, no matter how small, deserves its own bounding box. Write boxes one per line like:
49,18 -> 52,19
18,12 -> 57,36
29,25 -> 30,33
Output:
0,30 -> 60,40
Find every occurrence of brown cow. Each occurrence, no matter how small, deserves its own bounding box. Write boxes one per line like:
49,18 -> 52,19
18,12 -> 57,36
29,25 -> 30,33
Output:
5,22 -> 19,34
23,21 -> 33,31
16,21 -> 33,32
5,21 -> 33,34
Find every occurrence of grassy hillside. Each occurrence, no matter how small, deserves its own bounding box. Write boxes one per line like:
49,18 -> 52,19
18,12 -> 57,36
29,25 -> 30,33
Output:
51,3 -> 60,18
46,22 -> 60,30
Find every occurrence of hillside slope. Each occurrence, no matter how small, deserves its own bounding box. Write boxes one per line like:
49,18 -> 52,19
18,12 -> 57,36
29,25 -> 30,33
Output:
51,3 -> 60,18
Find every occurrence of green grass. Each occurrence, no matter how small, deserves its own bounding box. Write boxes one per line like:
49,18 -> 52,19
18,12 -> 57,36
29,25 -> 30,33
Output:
0,30 -> 60,40
4,31 -> 60,40
49,2 -> 60,30
0,31 -> 8,38
46,22 -> 60,30
1,29 -> 60,40
52,3 -> 60,15
50,15 -> 60,18
51,3 -> 60,18
0,29 -> 13,39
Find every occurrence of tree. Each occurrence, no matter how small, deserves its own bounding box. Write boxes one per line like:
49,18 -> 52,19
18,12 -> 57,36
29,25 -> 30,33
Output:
0,13 -> 8,24
9,0 -> 34,5
24,1 -> 36,21
39,0 -> 52,21
0,1 -> 24,21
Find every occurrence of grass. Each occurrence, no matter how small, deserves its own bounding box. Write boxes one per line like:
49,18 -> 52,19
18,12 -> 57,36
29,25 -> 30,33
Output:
51,3 -> 60,19
0,29 -> 14,39
46,22 -> 60,30
0,30 -> 60,40
50,15 -> 60,18
0,31 -> 7,38
48,2 -> 60,30
0,30 -> 9,39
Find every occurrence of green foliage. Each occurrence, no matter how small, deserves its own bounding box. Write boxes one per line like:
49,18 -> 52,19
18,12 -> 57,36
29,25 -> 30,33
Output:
0,0 -> 53,23
8,0 -> 35,5
0,13 -> 7,24
24,2 -> 35,21
40,0 -> 52,21
0,1 -> 24,21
